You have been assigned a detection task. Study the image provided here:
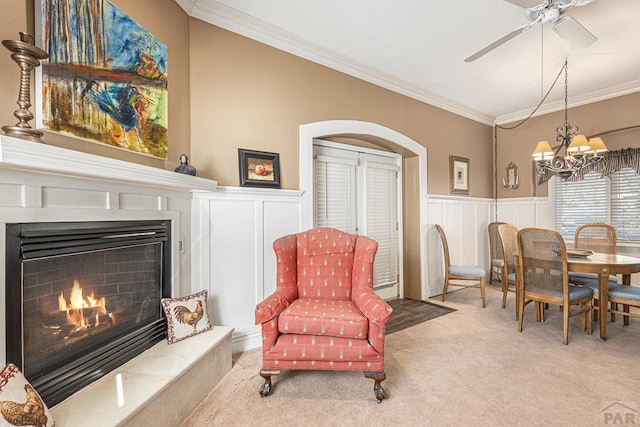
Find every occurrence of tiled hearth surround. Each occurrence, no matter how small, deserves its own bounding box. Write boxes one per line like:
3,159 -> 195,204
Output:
0,135 -> 232,426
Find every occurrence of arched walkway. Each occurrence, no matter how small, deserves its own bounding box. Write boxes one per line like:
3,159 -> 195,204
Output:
299,120 -> 430,299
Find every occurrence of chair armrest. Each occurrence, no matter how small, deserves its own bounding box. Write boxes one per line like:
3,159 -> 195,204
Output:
353,288 -> 393,354
353,288 -> 393,325
255,290 -> 294,325
351,234 -> 393,324
255,233 -> 299,325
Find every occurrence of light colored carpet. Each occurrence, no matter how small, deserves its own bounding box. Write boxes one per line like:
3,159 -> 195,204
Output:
182,286 -> 640,426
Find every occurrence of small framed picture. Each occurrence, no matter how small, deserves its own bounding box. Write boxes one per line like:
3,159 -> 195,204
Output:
238,149 -> 281,188
450,156 -> 469,195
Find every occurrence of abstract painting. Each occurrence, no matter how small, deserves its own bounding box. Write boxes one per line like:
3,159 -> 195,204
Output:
36,0 -> 168,158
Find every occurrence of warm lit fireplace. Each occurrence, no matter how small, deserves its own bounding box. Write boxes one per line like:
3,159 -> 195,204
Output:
5,220 -> 171,406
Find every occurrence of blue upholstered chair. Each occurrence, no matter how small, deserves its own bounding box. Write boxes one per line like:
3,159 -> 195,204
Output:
435,224 -> 486,307
608,285 -> 640,326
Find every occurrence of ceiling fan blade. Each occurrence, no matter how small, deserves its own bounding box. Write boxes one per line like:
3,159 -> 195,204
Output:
464,24 -> 531,62
553,16 -> 597,50
502,0 -> 546,9
571,0 -> 595,6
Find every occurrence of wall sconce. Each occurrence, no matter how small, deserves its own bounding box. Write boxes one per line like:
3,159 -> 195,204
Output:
503,162 -> 519,190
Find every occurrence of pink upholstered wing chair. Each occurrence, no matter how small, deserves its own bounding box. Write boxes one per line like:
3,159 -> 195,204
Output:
255,227 -> 394,402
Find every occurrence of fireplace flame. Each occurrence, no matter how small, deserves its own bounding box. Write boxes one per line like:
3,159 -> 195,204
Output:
58,279 -> 109,332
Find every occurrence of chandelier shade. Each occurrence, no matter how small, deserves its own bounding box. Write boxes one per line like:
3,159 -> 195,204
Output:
532,141 -> 554,161
587,137 -> 608,156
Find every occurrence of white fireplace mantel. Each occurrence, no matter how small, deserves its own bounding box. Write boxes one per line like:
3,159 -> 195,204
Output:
0,135 -> 217,192
0,135 -> 230,425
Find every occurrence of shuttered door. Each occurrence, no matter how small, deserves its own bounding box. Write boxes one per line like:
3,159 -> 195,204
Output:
314,143 -> 400,292
314,152 -> 358,234
360,156 -> 399,289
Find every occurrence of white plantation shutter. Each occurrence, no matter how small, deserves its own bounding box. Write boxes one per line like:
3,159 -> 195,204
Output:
313,143 -> 400,290
314,153 -> 357,234
555,168 -> 640,241
361,159 -> 399,288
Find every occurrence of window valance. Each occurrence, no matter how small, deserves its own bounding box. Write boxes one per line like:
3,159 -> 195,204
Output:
539,147 -> 640,183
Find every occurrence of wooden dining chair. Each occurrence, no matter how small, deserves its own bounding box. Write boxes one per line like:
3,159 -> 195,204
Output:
488,222 -> 506,285
575,223 -> 617,254
497,223 -> 518,312
435,224 -> 486,307
517,228 -> 593,345
571,223 -> 619,321
607,283 -> 640,326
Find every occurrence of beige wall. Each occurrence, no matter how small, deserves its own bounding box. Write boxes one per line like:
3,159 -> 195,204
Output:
188,20 -> 493,195
496,92 -> 640,198
0,0 -> 190,170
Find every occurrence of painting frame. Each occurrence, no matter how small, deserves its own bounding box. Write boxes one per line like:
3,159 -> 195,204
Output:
34,0 -> 169,159
450,156 -> 469,195
238,149 -> 281,188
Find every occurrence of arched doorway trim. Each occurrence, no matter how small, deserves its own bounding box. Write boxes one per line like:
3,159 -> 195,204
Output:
299,120 -> 429,299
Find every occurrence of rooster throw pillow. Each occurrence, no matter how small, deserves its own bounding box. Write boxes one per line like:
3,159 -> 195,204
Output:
161,290 -> 213,344
0,363 -> 55,427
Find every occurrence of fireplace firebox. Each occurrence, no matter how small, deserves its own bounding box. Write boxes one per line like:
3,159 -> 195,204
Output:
5,220 -> 171,406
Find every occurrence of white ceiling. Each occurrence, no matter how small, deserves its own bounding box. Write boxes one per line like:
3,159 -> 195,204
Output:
175,0 -> 640,125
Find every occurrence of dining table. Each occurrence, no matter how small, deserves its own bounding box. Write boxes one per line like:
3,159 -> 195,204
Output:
567,252 -> 640,341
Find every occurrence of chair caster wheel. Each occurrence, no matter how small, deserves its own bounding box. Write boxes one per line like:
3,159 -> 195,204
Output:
374,385 -> 386,403
260,382 -> 271,397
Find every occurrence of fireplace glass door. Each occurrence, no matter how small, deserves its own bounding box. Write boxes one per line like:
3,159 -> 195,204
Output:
5,220 -> 170,406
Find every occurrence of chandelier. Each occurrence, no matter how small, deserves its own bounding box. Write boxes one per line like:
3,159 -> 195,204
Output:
532,59 -> 607,181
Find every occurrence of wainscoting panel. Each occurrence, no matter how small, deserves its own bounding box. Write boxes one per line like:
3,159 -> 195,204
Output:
426,195 -> 494,297
191,188 -> 302,353
0,183 -> 23,207
425,196 -> 552,299
496,197 -> 553,230
42,187 -> 109,209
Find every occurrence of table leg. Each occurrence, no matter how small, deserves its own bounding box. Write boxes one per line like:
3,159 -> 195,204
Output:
599,271 -> 609,341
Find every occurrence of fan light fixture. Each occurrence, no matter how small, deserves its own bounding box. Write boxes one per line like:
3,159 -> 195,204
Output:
532,59 -> 607,180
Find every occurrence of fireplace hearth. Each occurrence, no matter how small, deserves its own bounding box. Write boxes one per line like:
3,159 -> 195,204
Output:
5,220 -> 171,406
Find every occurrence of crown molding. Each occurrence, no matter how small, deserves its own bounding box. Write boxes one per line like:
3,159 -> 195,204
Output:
174,0 -> 197,14
496,78 -> 640,125
188,1 -> 495,126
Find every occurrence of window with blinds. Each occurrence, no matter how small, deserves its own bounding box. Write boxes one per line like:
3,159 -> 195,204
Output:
611,168 -> 640,241
555,168 -> 640,241
313,143 -> 400,290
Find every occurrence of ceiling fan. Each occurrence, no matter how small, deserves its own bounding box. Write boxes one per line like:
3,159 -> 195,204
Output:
464,0 -> 597,62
